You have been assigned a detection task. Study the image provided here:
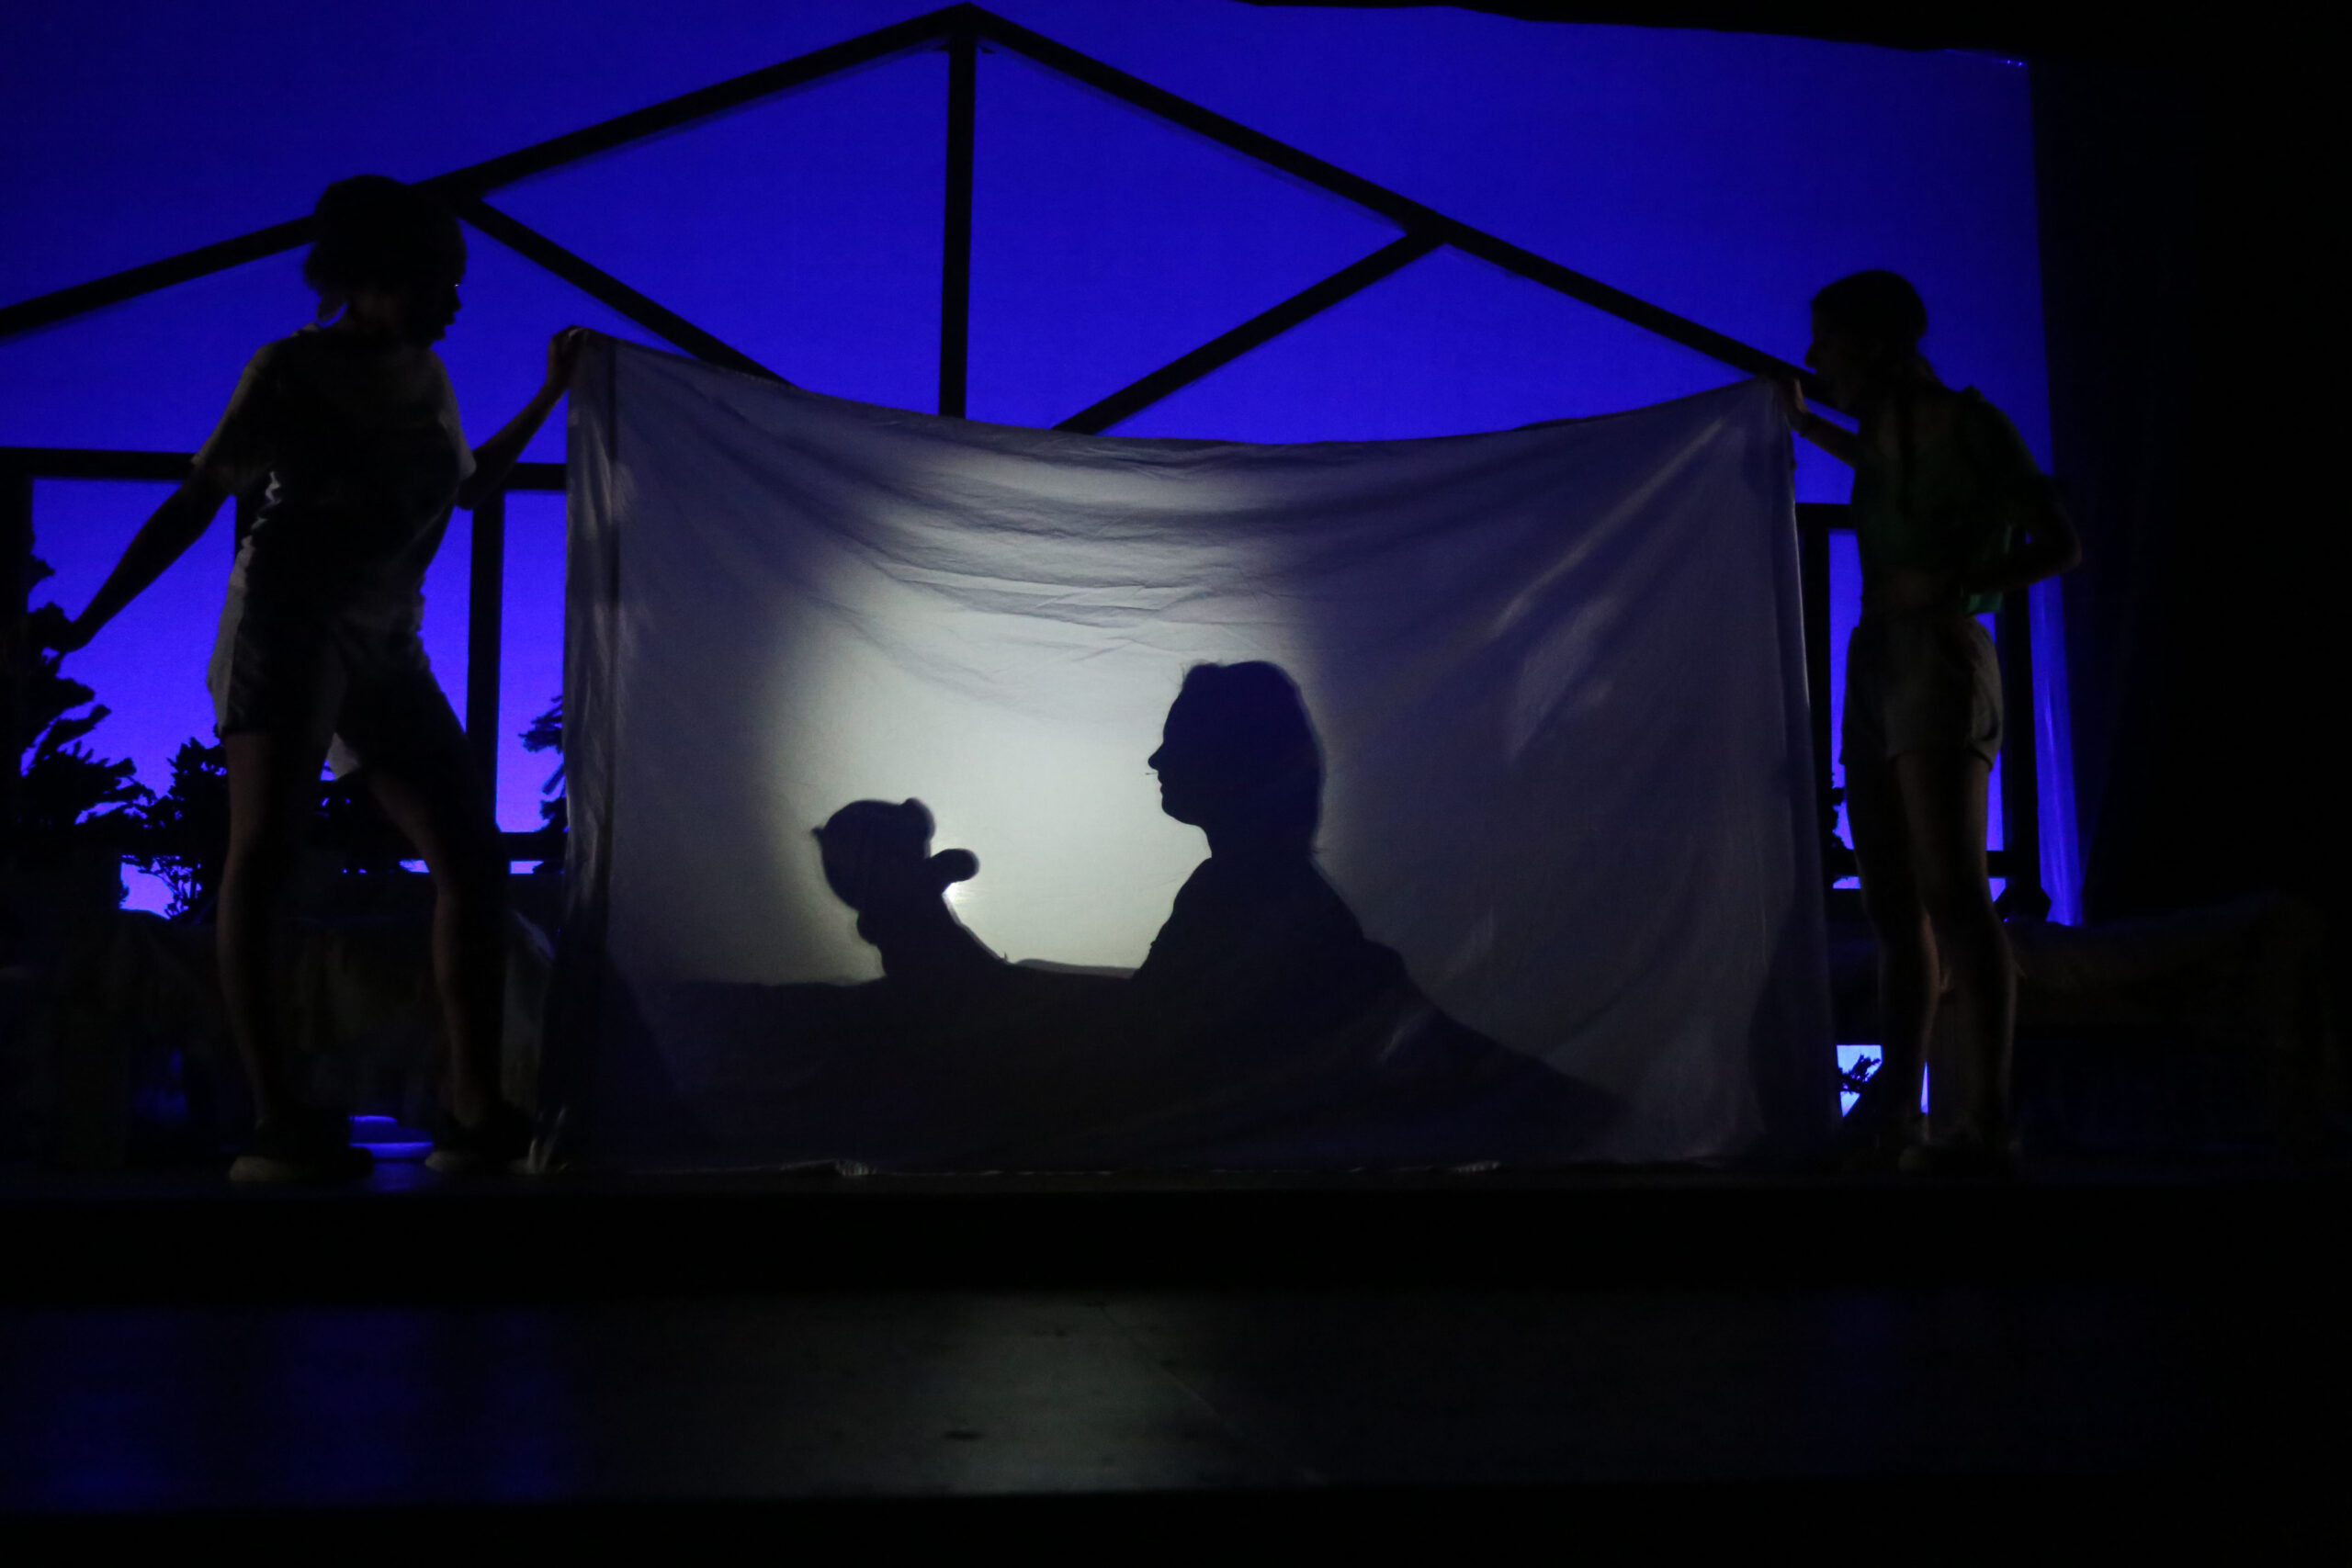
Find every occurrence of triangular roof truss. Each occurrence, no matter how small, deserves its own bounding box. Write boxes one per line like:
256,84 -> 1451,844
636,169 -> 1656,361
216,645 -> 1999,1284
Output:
0,3 -> 1802,429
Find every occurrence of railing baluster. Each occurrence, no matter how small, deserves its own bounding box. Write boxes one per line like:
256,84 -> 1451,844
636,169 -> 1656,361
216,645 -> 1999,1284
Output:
467,488 -> 508,813
1997,588 -> 2044,913
1,458 -> 31,865
940,24 -> 978,418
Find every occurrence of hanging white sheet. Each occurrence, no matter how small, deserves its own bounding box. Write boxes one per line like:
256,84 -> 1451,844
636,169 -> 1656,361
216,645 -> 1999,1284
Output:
550,336 -> 1833,1168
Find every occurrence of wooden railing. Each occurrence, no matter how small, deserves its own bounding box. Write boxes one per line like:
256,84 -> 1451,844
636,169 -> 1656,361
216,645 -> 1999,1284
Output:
3,451 -> 2045,908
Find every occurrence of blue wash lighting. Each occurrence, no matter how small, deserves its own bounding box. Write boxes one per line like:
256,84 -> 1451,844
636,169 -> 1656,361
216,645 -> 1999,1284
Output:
349,1115 -> 432,1161
3,2 -> 2064,903
1838,1044 -> 1932,1116
1837,1043 -> 1878,1116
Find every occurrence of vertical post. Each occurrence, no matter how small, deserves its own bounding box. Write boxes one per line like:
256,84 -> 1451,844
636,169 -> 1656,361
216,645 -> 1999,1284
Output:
939,25 -> 978,418
0,460 -> 30,869
467,488 -> 507,813
1794,503 -> 1841,880
1996,588 -> 2044,913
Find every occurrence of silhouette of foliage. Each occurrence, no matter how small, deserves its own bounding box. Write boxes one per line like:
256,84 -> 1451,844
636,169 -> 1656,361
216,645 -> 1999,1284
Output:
12,558 -> 150,868
314,768 -> 409,876
122,739 -> 228,920
523,693 -> 564,833
1837,1051 -> 1880,1098
119,739 -> 410,922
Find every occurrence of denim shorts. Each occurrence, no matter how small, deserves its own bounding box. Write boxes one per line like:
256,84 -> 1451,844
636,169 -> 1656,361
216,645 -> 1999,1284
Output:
1840,610 -> 2004,774
208,584 -> 466,778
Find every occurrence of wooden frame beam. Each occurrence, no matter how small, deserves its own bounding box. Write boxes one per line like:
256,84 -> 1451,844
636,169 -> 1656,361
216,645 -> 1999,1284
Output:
430,9 -> 961,201
1057,232 -> 1439,434
1795,502 -> 1840,868
969,7 -> 1804,387
0,460 -> 31,866
4,4 -> 1799,391
1996,586 -> 2044,913
0,448 -> 567,490
0,7 -> 964,345
0,219 -> 316,345
939,25 -> 979,417
0,448 -> 196,483
466,491 -> 508,799
453,199 -> 786,383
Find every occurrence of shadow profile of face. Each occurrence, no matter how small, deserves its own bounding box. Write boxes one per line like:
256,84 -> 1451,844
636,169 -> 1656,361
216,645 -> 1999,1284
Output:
813,799 -> 979,915
1147,662 -> 1324,854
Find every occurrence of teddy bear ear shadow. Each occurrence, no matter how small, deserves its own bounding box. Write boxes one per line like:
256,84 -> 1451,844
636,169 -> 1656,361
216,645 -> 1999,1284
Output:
931,849 -> 979,886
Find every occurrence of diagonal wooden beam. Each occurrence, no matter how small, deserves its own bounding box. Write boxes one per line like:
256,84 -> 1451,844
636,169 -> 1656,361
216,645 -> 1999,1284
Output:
1056,232 -> 1439,434
0,219 -> 313,345
454,198 -> 786,383
0,7 -> 962,344
428,6 -> 961,199
5,1 -> 1808,400
969,6 -> 1804,385
939,21 -> 979,416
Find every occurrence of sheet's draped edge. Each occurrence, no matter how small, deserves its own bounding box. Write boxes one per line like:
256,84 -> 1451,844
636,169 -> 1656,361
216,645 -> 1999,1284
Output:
545,340 -> 622,1151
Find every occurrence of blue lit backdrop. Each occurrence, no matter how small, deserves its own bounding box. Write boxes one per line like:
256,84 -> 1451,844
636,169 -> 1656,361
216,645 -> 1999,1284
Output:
0,0 -> 2074,918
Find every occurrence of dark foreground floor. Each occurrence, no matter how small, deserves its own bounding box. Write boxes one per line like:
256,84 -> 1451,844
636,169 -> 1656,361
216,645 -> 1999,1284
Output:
2,1160 -> 2345,1551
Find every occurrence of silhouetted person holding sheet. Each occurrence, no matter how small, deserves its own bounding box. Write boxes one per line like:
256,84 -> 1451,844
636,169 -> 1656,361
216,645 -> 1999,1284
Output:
41,175 -> 583,1180
1786,271 -> 2079,1175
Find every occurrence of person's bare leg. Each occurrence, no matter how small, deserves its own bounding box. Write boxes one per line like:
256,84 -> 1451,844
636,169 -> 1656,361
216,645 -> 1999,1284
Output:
220,730 -> 331,1128
1848,755 -> 1933,1148
367,747 -> 506,1129
1895,749 -> 2013,1148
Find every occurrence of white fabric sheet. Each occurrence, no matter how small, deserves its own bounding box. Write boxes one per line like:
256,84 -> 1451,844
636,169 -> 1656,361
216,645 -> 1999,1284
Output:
552,336 -> 1834,1168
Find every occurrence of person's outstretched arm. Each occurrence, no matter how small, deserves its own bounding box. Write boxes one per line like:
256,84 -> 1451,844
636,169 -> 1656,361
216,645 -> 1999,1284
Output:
48,474 -> 232,653
458,326 -> 584,510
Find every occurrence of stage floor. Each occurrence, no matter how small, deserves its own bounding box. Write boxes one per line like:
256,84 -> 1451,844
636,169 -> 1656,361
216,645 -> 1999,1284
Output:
2,1160 -> 2345,1545
5,1153 -> 2343,1294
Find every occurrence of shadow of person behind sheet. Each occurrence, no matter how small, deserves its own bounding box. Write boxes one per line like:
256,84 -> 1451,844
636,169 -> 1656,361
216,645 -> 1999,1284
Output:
642,665 -> 1610,1168
1020,661 -> 1614,1167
